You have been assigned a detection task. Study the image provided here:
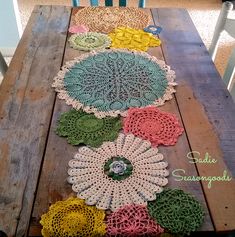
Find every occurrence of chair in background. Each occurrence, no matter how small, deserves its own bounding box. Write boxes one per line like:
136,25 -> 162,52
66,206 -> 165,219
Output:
72,0 -> 145,8
209,1 -> 235,96
0,51 -> 8,77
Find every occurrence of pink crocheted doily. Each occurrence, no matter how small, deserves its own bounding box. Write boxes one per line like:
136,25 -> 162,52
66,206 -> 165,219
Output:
68,25 -> 89,33
106,205 -> 164,236
123,107 -> 184,147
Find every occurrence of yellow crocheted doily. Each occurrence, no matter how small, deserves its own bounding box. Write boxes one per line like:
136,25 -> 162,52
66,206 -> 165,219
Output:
40,197 -> 106,237
109,27 -> 161,51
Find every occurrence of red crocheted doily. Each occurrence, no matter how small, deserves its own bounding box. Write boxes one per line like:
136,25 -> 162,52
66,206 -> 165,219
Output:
123,107 -> 184,147
106,205 -> 164,236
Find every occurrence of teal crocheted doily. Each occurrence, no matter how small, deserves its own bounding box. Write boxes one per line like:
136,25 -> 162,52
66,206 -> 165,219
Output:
69,32 -> 111,51
56,109 -> 122,147
147,189 -> 205,236
52,49 -> 176,118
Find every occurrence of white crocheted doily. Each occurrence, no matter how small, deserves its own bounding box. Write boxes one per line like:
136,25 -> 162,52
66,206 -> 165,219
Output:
68,133 -> 169,211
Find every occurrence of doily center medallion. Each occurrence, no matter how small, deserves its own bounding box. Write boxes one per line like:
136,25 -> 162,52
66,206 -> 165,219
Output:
69,32 -> 111,51
76,114 -> 104,132
141,120 -> 162,134
104,156 -> 133,180
62,212 -> 87,231
53,49 -> 176,118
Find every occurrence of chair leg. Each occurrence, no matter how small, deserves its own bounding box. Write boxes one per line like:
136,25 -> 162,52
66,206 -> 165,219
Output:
72,0 -> 79,7
223,47 -> 235,91
119,0 -> 126,7
90,0 -> 99,6
139,0 -> 145,8
105,0 -> 113,6
208,1 -> 233,61
0,51 -> 8,76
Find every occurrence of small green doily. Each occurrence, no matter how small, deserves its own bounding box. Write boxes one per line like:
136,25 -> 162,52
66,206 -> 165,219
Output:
69,32 -> 111,51
56,109 -> 122,147
104,156 -> 133,181
147,189 -> 204,236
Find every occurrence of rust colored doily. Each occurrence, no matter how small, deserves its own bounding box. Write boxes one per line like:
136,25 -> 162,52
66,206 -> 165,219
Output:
74,7 -> 150,34
123,107 -> 184,147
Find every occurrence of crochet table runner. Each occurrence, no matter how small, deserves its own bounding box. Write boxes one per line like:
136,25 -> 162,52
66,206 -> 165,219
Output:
124,107 -> 184,147
74,7 -> 150,34
68,133 -> 169,211
52,49 -> 176,118
56,109 -> 122,147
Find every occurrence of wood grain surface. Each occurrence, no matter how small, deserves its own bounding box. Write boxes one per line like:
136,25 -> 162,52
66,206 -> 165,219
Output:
0,5 -> 71,237
152,8 -> 235,232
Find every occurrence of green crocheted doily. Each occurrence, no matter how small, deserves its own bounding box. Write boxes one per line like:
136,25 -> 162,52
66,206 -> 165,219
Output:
69,32 -> 111,51
56,109 -> 122,147
147,189 -> 204,236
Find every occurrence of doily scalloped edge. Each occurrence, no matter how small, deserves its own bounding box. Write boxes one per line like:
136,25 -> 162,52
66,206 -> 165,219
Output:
52,49 -> 177,118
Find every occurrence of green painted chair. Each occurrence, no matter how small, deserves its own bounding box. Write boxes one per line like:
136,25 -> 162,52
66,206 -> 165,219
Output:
72,0 -> 145,8
0,50 -> 8,77
209,1 -> 235,97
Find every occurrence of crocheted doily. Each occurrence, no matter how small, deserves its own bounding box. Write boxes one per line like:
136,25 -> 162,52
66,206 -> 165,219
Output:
123,107 -> 184,147
68,133 -> 169,211
68,25 -> 89,33
52,49 -> 176,118
147,189 -> 204,235
74,7 -> 150,34
144,25 -> 162,35
109,27 -> 161,51
106,205 -> 164,236
40,197 -> 106,237
69,32 -> 111,51
56,109 -> 122,147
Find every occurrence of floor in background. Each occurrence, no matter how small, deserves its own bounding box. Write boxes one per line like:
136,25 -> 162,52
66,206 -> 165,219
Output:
1,0 -> 234,84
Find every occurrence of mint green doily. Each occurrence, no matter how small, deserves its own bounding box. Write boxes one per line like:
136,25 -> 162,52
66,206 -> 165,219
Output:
147,189 -> 204,236
52,49 -> 176,118
56,109 -> 122,147
69,32 -> 111,51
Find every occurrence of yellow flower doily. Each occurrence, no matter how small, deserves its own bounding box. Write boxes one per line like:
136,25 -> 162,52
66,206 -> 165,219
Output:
40,197 -> 106,237
109,27 -> 161,51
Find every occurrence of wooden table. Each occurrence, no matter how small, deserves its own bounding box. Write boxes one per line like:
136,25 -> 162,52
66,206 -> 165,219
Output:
0,5 -> 235,237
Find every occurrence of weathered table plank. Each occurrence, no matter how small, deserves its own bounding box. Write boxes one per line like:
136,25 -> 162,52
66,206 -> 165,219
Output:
144,9 -> 213,231
153,8 -> 235,231
29,8 -> 86,236
0,5 -> 71,237
29,7 -> 214,235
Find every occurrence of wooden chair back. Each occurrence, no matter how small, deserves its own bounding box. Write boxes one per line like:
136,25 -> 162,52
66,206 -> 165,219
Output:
209,1 -> 235,96
72,0 -> 145,8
